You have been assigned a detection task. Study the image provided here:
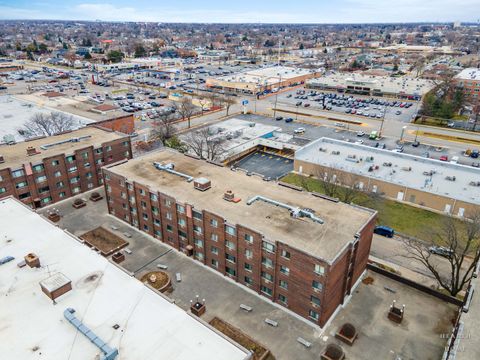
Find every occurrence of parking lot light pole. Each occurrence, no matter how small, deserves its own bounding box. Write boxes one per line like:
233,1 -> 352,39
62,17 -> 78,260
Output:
272,74 -> 282,120
400,125 -> 407,142
378,106 -> 387,137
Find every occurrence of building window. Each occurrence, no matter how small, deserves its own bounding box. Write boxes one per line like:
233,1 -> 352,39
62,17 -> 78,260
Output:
211,233 -> 218,242
178,218 -> 186,227
193,225 -> 202,234
211,259 -> 219,268
193,210 -> 202,220
70,176 -> 80,184
226,253 -> 236,263
194,239 -> 203,248
68,166 -> 77,173
279,280 -> 288,290
278,294 -> 288,304
41,197 -> 52,204
166,224 -> 173,233
15,181 -> 27,189
281,250 -> 291,259
106,146 -> 112,152
311,295 -> 321,306
244,276 -> 253,285
54,171 -> 62,178
164,199 -> 171,206
211,246 -> 218,255
66,155 -> 76,163
177,204 -> 185,213
38,186 -> 49,194
143,224 -> 149,231
309,310 -> 319,321
261,271 -> 273,282
95,148 -> 103,154
244,233 -> 253,243
72,187 -> 81,194
0,187 -> 6,194
59,192 -> 66,198
194,251 -> 204,261
35,175 -> 47,183
280,265 -> 290,275
166,212 -> 173,220
51,160 -> 60,166
154,229 -> 162,237
18,192 -> 31,199
225,240 -> 235,250
151,206 -> 159,215
210,218 -> 218,227
32,164 -> 44,172
312,280 -> 323,292
143,213 -> 148,220
225,225 -> 236,236
154,219 -> 161,226
261,285 -> 272,297
245,249 -> 253,259
150,193 -> 158,201
226,267 -> 236,276
178,230 -> 187,238
262,241 -> 275,253
314,264 -> 325,276
86,172 -> 93,179
262,257 -> 273,268
123,141 -> 129,147
244,263 -> 252,271
12,169 -> 25,178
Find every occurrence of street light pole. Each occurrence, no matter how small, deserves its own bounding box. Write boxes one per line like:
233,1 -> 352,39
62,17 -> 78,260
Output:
400,125 -> 407,142
378,106 -> 387,137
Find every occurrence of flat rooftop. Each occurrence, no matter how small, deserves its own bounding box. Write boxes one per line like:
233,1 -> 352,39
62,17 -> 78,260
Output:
0,126 -> 125,170
0,197 -> 250,360
295,138 -> 480,205
106,149 -> 374,262
307,73 -> 434,96
0,95 -> 94,143
214,66 -> 315,86
455,67 -> 480,81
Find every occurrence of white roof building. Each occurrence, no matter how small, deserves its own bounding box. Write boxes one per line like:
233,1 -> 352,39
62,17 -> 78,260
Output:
0,197 -> 251,360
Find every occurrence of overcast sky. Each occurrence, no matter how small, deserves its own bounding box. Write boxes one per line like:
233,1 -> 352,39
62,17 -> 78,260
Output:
0,0 -> 479,23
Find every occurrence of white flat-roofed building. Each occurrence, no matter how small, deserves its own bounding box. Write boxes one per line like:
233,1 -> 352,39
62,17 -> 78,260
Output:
0,197 -> 251,360
307,73 -> 435,99
206,66 -> 319,94
294,138 -> 480,217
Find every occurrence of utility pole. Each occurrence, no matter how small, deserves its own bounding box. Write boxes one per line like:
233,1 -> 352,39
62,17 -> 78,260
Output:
378,106 -> 387,137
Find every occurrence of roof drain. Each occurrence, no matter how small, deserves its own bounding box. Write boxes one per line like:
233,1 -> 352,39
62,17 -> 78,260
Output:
246,195 -> 324,224
153,162 -> 193,182
64,308 -> 119,360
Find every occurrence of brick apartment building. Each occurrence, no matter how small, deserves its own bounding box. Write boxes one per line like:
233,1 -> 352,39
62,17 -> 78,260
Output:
0,126 -> 132,209
102,149 -> 376,327
455,68 -> 480,103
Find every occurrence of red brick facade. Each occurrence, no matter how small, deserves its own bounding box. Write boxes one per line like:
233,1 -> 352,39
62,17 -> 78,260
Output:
0,135 -> 132,209
103,168 -> 376,327
90,115 -> 135,135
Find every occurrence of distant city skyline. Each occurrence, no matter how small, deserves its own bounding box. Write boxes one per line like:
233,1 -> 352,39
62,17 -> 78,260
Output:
0,0 -> 479,23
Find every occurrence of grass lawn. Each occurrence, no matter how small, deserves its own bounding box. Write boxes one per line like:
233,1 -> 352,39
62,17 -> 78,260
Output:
281,173 -> 459,239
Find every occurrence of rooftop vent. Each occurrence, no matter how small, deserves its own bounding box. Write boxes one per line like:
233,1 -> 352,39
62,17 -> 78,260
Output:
40,272 -> 72,303
194,177 -> 211,191
26,146 -> 40,156
64,308 -> 119,360
40,135 -> 92,151
24,253 -> 40,268
247,195 -> 324,224
153,162 -> 193,182
223,190 -> 241,203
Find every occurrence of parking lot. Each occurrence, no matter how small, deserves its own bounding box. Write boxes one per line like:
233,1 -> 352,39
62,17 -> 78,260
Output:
273,88 -> 419,124
233,151 -> 294,179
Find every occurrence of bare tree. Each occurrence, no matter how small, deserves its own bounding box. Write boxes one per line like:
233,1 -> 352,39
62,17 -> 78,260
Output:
177,97 -> 196,128
219,95 -> 237,116
18,112 -> 75,138
182,127 -> 226,161
150,112 -> 176,144
402,212 -> 480,297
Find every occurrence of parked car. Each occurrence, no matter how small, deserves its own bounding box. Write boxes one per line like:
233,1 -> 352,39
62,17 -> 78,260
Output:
285,118 -> 294,123
374,225 -> 395,238
294,127 -> 305,134
275,116 -> 283,121
439,155 -> 448,161
356,131 -> 365,137
428,246 -> 454,258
